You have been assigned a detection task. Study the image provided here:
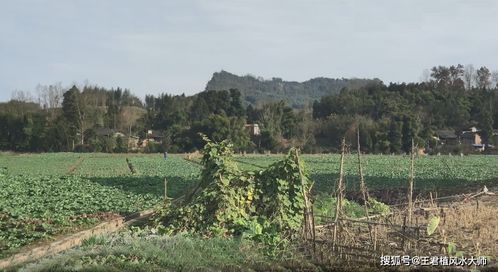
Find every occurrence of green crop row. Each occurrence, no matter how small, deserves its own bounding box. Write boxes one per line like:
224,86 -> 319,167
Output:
127,155 -> 200,198
73,154 -> 132,177
0,174 -> 162,258
0,153 -> 81,176
0,153 -> 203,257
235,154 -> 498,193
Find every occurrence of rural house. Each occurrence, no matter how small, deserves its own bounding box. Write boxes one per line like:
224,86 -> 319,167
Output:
434,130 -> 458,145
434,127 -> 488,152
244,124 -> 261,136
141,130 -> 165,147
460,127 -> 482,146
95,128 -> 126,138
146,130 -> 165,142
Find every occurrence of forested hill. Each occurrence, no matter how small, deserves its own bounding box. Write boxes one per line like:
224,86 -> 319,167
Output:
205,70 -> 380,108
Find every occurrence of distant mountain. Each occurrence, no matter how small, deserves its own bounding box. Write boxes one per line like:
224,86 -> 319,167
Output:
205,70 -> 381,108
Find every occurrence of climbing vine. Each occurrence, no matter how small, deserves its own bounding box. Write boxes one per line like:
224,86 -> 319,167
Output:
157,136 -> 310,241
253,148 -> 309,233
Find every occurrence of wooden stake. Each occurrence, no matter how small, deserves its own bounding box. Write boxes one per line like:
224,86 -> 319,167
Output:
357,128 -> 370,213
357,128 -> 374,248
297,149 -> 313,241
373,226 -> 377,251
407,138 -> 415,226
333,138 -> 346,249
311,203 -> 316,254
164,178 -> 168,201
402,215 -> 407,249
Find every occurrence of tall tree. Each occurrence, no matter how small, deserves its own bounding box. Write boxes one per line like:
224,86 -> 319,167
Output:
62,85 -> 85,148
388,118 -> 403,153
480,108 -> 494,148
228,89 -> 245,117
476,66 -> 491,90
401,115 -> 420,153
464,64 -> 475,90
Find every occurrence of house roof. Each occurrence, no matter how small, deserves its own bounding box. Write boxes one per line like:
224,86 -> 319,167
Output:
147,130 -> 164,138
95,128 -> 115,137
461,131 -> 479,139
436,130 -> 457,139
95,128 -> 127,137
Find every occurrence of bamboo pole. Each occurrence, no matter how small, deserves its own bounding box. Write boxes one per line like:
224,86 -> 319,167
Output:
357,128 -> 374,247
315,217 -> 421,229
297,149 -> 313,240
407,138 -> 415,225
164,178 -> 168,201
357,128 -> 370,213
333,138 -> 346,249
405,139 -> 415,250
311,203 -> 316,254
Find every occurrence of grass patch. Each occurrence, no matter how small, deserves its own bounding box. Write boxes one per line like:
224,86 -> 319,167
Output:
313,195 -> 390,224
17,229 -> 318,272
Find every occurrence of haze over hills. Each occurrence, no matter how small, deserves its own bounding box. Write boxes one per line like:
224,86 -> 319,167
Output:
205,71 -> 381,108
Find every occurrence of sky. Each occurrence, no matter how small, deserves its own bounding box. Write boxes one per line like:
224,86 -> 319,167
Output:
1,0 -> 498,102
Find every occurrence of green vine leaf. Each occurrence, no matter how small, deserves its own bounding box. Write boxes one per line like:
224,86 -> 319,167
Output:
447,242 -> 456,255
426,215 -> 440,236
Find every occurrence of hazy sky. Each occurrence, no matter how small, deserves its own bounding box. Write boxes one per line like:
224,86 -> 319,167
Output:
1,0 -> 498,102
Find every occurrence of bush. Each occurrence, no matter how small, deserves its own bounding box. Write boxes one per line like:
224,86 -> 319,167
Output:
74,144 -> 95,153
93,136 -> 116,153
113,136 -> 128,153
143,141 -> 163,153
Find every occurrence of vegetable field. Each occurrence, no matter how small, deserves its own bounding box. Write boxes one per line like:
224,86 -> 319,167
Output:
1,152 -> 498,259
235,154 -> 498,194
0,153 -> 200,258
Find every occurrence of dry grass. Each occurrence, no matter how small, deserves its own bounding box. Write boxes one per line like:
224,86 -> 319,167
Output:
309,193 -> 498,269
435,196 -> 498,258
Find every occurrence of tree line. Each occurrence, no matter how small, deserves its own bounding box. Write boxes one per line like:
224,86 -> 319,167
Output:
1,64 -> 497,153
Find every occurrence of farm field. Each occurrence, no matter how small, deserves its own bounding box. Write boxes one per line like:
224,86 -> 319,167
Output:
0,153 -> 200,258
2,152 -> 498,264
233,154 -> 498,198
0,153 -> 82,176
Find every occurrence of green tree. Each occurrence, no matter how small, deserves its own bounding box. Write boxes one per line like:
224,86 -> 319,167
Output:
62,86 -> 86,148
256,101 -> 298,140
479,107 -> 494,148
227,89 -> 245,117
190,114 -> 249,151
114,136 -> 128,153
401,116 -> 420,153
476,66 -> 491,90
388,118 -> 403,153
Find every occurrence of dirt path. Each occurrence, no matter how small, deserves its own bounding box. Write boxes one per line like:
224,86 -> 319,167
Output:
125,158 -> 137,174
67,157 -> 85,174
0,209 -> 155,270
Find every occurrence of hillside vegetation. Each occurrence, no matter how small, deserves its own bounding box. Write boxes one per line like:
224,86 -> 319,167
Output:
205,70 -> 378,108
1,64 -> 498,154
